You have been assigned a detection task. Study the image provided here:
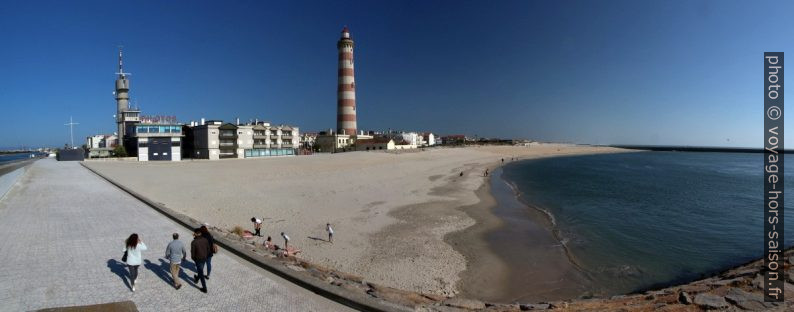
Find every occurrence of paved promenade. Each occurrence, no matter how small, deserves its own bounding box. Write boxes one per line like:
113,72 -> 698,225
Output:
0,159 -> 350,311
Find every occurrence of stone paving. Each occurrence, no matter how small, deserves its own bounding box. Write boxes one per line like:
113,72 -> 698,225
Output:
0,159 -> 351,312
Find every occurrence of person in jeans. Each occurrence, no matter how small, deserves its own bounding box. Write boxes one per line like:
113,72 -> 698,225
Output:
191,228 -> 211,293
123,233 -> 147,292
164,233 -> 187,289
251,217 -> 262,237
199,225 -> 216,279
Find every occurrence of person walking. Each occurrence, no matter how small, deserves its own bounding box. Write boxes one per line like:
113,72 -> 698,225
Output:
199,225 -> 217,279
123,233 -> 147,292
164,233 -> 186,289
326,223 -> 334,243
251,217 -> 262,237
281,232 -> 290,249
191,228 -> 211,293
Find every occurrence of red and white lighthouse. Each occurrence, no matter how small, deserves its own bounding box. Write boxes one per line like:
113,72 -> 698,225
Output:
337,26 -> 357,136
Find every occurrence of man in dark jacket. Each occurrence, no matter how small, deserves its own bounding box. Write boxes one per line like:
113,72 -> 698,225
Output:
191,228 -> 211,293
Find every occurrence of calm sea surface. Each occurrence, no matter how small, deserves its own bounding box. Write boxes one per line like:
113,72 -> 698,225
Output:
0,153 -> 33,165
500,151 -> 793,296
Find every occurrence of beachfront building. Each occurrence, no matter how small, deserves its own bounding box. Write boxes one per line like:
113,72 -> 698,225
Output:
86,134 -> 118,158
218,123 -> 238,158
184,120 -> 300,159
316,131 -> 352,153
300,132 -> 317,151
129,122 -> 183,161
421,133 -> 436,146
185,120 -> 222,160
243,123 -> 300,158
355,137 -> 394,151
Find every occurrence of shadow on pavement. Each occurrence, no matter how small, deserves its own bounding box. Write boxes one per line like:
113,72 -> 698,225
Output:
106,259 -> 131,291
143,259 -> 173,286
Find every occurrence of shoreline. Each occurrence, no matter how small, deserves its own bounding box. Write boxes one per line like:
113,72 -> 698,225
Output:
81,145 -> 630,300
447,162 -> 593,303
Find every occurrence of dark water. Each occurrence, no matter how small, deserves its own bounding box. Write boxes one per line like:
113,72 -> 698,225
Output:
0,153 -> 34,165
501,151 -> 794,296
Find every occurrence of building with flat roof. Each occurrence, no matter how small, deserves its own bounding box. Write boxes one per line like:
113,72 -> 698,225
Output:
355,137 -> 394,151
183,120 -> 300,159
129,122 -> 183,161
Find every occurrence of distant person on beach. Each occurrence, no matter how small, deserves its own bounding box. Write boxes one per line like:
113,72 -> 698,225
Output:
501,158 -> 504,163
164,233 -> 186,289
326,223 -> 334,243
251,217 -> 262,237
264,236 -> 274,249
484,169 -> 489,177
459,171 -> 463,177
123,233 -> 147,292
281,232 -> 290,249
200,225 -> 217,279
191,228 -> 210,293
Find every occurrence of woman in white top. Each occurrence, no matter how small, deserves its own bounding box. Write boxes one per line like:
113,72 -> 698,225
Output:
123,233 -> 148,292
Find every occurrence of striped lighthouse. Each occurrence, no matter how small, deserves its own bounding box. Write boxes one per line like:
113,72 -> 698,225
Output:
337,26 -> 357,136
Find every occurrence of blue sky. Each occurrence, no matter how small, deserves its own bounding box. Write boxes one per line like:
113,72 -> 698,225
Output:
0,0 -> 792,148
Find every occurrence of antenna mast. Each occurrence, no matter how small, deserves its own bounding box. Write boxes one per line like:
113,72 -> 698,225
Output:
64,116 -> 79,148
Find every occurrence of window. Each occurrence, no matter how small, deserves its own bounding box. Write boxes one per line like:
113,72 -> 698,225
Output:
138,141 -> 148,147
171,141 -> 180,147
138,127 -> 148,133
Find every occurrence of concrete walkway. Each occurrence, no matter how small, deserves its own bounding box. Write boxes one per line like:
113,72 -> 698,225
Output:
0,159 -> 350,311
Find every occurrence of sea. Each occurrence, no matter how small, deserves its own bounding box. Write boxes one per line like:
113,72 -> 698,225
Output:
498,151 -> 794,296
0,153 -> 35,165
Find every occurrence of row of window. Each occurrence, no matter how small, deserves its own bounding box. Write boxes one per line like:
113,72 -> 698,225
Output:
136,126 -> 182,134
244,148 -> 296,157
139,141 -> 180,147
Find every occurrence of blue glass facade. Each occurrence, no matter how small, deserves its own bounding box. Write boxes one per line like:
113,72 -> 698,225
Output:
244,148 -> 295,158
135,125 -> 182,134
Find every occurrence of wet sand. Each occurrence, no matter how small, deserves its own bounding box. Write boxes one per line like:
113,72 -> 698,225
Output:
449,167 -> 592,303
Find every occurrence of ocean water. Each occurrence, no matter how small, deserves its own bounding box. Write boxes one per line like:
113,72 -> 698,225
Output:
0,153 -> 34,165
500,151 -> 794,296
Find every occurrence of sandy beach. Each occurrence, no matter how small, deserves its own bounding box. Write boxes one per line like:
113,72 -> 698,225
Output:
84,144 -> 628,299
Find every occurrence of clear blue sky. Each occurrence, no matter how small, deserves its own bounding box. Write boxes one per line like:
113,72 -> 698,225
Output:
0,0 -> 792,148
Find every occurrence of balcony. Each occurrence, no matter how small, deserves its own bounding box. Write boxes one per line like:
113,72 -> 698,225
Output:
281,135 -> 293,140
253,144 -> 268,149
270,135 -> 279,139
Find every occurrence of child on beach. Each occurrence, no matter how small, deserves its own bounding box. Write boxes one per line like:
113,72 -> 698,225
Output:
264,236 -> 274,249
281,232 -> 290,249
326,223 -> 334,243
